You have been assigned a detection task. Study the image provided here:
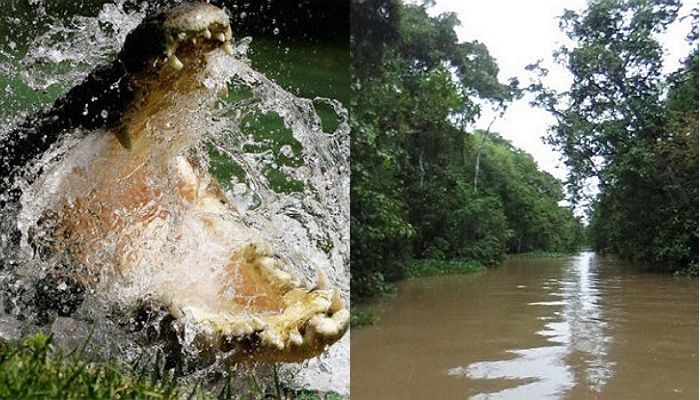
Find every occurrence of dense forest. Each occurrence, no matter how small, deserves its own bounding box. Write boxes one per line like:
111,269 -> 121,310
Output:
350,0 -> 585,300
529,0 -> 698,275
351,0 -> 699,300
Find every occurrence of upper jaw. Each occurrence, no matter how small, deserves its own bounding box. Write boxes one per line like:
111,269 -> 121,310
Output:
118,2 -> 234,74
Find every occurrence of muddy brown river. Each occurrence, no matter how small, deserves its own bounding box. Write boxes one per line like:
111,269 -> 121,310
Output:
351,252 -> 698,399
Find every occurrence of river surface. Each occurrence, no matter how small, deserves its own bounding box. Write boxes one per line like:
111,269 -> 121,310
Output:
351,252 -> 698,399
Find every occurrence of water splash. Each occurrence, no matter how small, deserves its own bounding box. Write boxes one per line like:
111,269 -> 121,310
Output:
0,1 -> 349,395
19,1 -> 145,90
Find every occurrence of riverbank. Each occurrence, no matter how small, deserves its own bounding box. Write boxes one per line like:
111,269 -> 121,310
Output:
351,253 -> 583,327
405,259 -> 485,278
0,333 -> 344,400
351,258 -> 486,327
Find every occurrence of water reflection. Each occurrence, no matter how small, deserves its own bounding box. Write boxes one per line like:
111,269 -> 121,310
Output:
448,252 -> 613,399
351,253 -> 697,400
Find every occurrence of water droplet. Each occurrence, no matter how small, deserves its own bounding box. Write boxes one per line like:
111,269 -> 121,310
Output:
273,27 -> 280,35
280,145 -> 294,158
233,183 -> 248,195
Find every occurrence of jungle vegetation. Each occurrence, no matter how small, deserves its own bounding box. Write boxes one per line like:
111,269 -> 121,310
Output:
529,0 -> 699,275
351,0 -> 698,301
350,0 -> 586,301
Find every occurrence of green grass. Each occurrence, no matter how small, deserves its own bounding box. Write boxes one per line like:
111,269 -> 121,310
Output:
0,333 -> 345,400
284,390 -> 345,400
0,333 -> 180,400
405,259 -> 485,279
350,310 -> 375,328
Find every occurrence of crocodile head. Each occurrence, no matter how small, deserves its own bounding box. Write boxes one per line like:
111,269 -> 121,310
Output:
12,2 -> 349,365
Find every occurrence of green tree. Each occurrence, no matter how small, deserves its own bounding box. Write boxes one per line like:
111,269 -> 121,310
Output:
350,0 -> 412,298
530,0 -> 697,273
351,0 -> 587,300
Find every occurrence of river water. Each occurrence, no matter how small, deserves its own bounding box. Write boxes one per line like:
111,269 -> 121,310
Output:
351,252 -> 698,399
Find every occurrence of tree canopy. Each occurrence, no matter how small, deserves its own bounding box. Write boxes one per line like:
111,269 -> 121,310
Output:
351,0 -> 584,300
530,0 -> 698,274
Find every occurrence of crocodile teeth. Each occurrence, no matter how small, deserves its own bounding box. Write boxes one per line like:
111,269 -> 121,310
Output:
289,328 -> 304,346
221,41 -> 234,56
330,289 -> 344,312
215,32 -> 226,42
309,314 -> 339,336
167,55 -> 183,71
177,32 -> 187,40
191,37 -> 197,45
332,309 -> 351,329
261,331 -> 285,350
225,26 -> 233,40
316,268 -> 329,290
202,28 -> 212,39
251,316 -> 266,330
